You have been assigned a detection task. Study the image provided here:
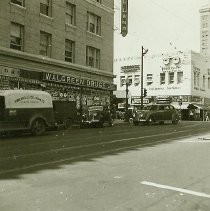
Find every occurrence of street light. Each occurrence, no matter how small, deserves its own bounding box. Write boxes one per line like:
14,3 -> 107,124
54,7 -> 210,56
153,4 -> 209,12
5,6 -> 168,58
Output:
125,77 -> 129,122
141,46 -> 148,110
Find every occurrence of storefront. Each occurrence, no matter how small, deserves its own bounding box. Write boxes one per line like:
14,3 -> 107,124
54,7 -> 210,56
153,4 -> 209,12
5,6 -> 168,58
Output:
0,67 -> 116,113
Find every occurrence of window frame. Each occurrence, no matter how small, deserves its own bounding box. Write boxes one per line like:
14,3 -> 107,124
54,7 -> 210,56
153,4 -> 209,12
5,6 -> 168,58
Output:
11,0 -> 25,7
66,2 -> 76,26
168,72 -> 174,84
177,71 -> 183,84
86,46 -> 100,69
39,31 -> 52,57
65,39 -> 75,63
87,12 -> 101,36
160,72 -> 165,85
10,22 -> 24,51
40,0 -> 51,17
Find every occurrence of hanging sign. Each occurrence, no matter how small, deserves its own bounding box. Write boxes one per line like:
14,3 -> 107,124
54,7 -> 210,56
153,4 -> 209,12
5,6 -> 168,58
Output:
121,0 -> 128,37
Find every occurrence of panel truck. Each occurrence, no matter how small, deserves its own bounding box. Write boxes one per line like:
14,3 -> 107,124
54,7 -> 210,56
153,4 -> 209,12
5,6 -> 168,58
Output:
0,90 -> 55,136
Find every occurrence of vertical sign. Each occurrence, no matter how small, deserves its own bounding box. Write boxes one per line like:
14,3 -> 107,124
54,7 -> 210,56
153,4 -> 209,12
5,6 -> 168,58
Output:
121,0 -> 128,37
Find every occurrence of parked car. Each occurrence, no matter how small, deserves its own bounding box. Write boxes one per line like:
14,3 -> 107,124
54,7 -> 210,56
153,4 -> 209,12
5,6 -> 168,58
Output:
53,101 -> 79,129
0,90 -> 54,136
133,104 -> 180,125
81,105 -> 113,128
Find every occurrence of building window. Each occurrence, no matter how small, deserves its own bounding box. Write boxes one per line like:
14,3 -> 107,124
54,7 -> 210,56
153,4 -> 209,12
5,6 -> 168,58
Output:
66,2 -> 76,26
40,0 -> 51,17
10,22 -> 24,51
146,74 -> 153,85
11,0 -> 24,7
197,73 -> 200,86
168,72 -> 174,84
40,31 -> 51,57
87,12 -> 101,36
65,39 -> 75,63
134,75 -> 140,86
120,76 -> 125,87
203,75 -> 206,88
177,71 -> 183,84
160,73 -> 165,85
86,46 -> 100,68
127,75 -> 132,85
208,78 -> 210,89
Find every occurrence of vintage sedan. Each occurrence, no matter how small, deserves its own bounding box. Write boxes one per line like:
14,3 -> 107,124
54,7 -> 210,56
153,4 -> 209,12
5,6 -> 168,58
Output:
81,105 -> 113,128
133,104 -> 180,125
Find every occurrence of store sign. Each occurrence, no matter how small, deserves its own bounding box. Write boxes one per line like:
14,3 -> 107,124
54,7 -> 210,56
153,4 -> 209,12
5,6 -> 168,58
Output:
43,73 -> 116,91
162,56 -> 182,72
121,0 -> 128,37
131,96 -> 149,105
121,65 -> 140,73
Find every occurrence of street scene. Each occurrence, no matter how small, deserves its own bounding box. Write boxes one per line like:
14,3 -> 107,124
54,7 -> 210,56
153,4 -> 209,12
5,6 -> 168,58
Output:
1,0 -> 210,210
1,121 -> 210,210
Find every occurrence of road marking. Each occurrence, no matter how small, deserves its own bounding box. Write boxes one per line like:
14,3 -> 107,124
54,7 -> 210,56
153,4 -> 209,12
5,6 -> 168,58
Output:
141,181 -> 210,198
179,137 -> 210,143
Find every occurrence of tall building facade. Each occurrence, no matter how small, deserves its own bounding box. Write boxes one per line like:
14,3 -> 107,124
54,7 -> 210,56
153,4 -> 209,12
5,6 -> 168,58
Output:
200,4 -> 210,56
0,0 -> 115,110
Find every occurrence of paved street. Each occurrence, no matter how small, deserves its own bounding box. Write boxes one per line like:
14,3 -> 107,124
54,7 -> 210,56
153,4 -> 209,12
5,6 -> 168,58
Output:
0,121 -> 210,210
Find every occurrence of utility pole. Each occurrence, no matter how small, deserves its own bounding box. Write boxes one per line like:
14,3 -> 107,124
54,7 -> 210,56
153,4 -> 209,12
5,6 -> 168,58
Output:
125,78 -> 129,122
141,46 -> 148,110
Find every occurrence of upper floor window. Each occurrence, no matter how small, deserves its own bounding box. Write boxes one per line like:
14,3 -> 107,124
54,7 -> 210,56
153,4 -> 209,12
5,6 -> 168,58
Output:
127,75 -> 132,85
10,22 -> 24,51
66,2 -> 76,26
168,72 -> 174,84
146,74 -> 153,85
11,0 -> 25,7
120,76 -> 125,87
86,46 -> 100,69
65,39 -> 75,63
87,12 -> 101,36
40,31 -> 51,57
160,73 -> 165,85
40,0 -> 51,17
203,75 -> 206,88
177,71 -> 183,84
134,75 -> 140,86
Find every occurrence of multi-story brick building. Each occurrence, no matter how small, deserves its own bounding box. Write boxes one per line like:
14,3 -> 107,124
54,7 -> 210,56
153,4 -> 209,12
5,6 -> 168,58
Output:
0,0 -> 115,111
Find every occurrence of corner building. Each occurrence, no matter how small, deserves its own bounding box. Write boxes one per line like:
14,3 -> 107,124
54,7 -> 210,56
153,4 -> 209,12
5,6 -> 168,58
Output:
0,0 -> 115,110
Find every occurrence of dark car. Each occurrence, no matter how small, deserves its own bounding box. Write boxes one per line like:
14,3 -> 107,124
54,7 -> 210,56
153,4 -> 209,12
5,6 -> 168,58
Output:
133,104 -> 180,125
81,105 -> 113,128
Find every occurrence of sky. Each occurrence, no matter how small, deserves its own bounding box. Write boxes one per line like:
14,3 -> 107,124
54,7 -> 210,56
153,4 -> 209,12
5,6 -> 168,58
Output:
114,0 -> 209,59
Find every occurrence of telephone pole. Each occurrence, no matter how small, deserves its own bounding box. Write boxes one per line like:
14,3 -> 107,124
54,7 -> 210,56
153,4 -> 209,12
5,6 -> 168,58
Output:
141,46 -> 148,109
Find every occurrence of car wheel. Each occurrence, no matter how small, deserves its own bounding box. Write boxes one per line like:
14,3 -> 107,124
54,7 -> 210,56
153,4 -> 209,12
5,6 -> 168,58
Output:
64,119 -> 72,129
31,119 -> 45,136
172,119 -> 179,125
146,116 -> 154,125
133,121 -> 139,126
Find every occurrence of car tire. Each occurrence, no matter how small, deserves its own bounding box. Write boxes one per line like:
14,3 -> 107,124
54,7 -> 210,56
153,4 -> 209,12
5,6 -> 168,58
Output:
146,116 -> 154,125
172,119 -> 179,125
31,119 -> 45,136
133,121 -> 139,126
